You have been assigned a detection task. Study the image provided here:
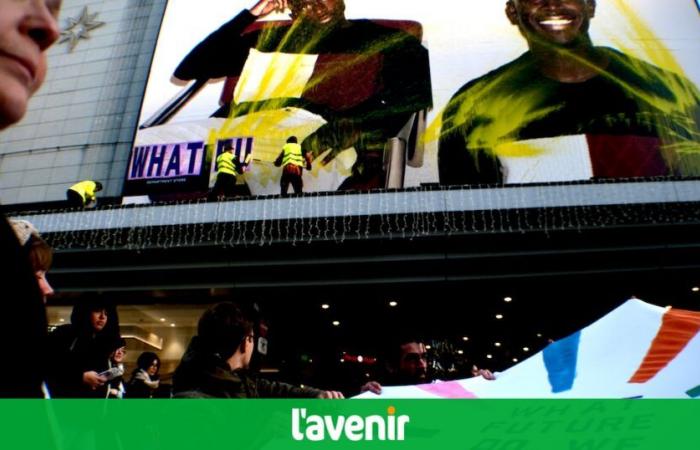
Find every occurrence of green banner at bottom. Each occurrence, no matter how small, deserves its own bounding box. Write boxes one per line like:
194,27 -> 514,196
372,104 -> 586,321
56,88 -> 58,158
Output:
1,400 -> 698,450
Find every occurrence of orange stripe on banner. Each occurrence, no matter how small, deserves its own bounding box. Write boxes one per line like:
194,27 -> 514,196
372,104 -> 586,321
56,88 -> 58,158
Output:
629,308 -> 700,383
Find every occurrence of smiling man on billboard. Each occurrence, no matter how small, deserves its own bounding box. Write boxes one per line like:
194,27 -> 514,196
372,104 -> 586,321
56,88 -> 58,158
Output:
438,0 -> 700,186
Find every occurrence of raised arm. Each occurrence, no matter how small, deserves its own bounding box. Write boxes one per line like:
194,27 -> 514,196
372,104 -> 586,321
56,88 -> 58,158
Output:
173,0 -> 288,82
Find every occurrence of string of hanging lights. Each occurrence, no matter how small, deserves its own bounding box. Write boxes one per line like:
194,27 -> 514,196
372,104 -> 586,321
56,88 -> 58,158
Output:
9,178 -> 700,252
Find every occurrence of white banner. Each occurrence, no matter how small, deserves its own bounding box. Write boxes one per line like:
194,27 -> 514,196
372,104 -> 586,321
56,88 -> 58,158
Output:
356,299 -> 700,399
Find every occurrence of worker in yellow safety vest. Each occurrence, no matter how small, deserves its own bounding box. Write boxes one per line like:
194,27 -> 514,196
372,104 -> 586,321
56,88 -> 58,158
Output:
274,136 -> 312,196
66,180 -> 103,208
210,142 -> 250,200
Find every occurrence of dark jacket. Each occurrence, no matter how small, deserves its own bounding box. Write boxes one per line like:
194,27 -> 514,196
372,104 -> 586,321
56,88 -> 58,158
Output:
126,369 -> 159,398
173,337 -> 322,399
174,10 -> 432,160
0,215 -> 47,398
46,302 -> 120,398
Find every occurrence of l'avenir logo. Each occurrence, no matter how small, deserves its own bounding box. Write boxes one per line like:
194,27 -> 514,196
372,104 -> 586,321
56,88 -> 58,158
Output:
291,406 -> 410,441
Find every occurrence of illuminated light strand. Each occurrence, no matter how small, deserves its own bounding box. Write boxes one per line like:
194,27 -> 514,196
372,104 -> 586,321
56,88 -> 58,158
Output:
11,180 -> 700,252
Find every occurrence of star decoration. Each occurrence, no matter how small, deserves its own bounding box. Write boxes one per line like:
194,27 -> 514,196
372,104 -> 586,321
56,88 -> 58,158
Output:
59,6 -> 106,52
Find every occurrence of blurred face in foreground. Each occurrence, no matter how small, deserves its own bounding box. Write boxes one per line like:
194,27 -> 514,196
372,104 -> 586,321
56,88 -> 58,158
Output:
0,0 -> 61,130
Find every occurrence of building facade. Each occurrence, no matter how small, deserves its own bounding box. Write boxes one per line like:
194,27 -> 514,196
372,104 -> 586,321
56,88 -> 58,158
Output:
0,0 -> 166,205
1,0 -> 699,393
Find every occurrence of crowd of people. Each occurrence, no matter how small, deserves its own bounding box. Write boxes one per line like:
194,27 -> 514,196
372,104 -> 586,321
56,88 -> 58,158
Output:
4,213 -> 491,398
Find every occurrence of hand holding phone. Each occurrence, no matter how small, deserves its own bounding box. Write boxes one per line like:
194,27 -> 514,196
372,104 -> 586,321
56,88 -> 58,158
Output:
98,367 -> 124,382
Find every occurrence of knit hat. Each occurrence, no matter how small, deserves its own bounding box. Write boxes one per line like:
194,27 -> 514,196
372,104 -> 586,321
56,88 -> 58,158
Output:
9,219 -> 41,247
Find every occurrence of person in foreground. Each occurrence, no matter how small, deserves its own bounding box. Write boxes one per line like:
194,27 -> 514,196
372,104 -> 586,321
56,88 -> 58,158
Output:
10,219 -> 54,303
0,0 -> 62,398
173,302 -> 343,398
46,300 -> 122,398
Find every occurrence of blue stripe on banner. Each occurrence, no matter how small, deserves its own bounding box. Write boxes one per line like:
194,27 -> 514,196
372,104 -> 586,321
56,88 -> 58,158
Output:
543,331 -> 581,393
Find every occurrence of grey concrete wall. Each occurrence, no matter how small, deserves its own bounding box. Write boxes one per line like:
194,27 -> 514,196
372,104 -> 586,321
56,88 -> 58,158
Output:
0,0 -> 167,204
16,180 -> 700,234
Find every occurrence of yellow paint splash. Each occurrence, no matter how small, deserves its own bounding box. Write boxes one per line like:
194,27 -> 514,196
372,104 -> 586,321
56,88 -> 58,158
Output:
436,68 -> 563,159
200,19 -> 425,185
431,0 -> 700,175
603,0 -> 700,173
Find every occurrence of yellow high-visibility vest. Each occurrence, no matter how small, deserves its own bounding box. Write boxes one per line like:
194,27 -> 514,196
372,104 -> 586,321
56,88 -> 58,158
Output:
69,180 -> 98,203
281,143 -> 305,168
216,151 -> 239,176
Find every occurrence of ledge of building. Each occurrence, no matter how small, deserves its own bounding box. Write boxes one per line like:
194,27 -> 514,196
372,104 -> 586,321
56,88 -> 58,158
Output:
6,178 -> 699,235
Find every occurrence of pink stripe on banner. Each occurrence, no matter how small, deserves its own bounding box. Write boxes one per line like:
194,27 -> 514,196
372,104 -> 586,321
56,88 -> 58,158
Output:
417,381 -> 478,399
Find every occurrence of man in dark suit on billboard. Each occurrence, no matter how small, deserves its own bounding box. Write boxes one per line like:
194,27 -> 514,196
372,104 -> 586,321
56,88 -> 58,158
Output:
173,0 -> 432,191
439,0 -> 700,186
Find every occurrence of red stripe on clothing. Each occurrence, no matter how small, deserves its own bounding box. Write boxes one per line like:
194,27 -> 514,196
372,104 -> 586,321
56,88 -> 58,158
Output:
586,134 -> 667,178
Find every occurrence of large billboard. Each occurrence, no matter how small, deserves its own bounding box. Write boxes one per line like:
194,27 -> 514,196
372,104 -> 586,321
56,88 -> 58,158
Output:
128,0 -> 700,198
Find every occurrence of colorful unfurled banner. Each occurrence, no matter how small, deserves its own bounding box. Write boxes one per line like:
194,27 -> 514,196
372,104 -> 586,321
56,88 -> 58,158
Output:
126,0 -> 700,199
1,399 -> 698,449
356,300 -> 700,399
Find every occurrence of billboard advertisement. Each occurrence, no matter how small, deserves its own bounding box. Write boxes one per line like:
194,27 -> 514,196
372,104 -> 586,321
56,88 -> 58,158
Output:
128,0 -> 700,197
